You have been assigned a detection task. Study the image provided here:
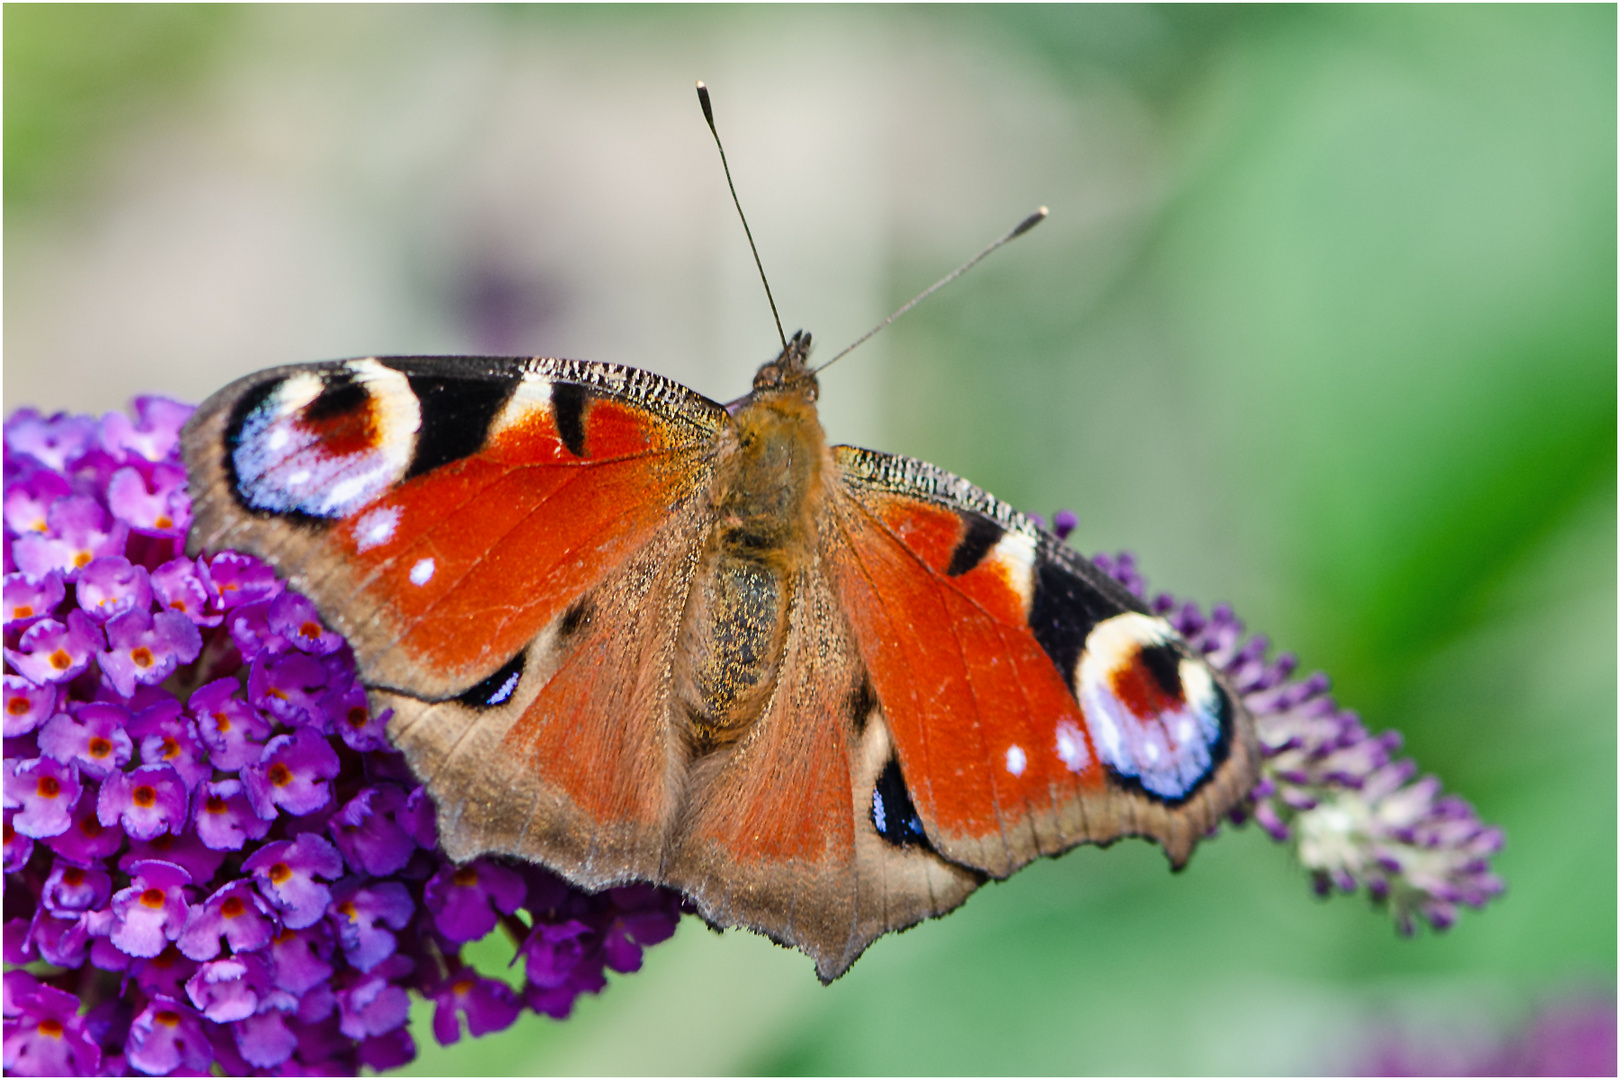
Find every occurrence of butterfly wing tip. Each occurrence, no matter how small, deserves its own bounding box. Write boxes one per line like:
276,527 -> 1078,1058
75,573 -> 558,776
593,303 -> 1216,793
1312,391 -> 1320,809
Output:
814,953 -> 854,984
1162,834 -> 1196,872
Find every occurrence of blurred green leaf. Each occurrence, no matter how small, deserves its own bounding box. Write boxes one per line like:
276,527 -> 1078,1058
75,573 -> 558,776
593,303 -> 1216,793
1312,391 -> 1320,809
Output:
4,4 -> 236,208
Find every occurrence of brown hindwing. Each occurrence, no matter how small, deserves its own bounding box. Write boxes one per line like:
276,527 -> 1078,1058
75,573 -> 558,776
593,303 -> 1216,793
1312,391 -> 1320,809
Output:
664,562 -> 982,982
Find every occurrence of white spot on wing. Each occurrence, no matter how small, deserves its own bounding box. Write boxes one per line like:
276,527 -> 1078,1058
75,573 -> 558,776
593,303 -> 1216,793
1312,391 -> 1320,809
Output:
1005,744 -> 1027,776
986,529 -> 1038,611
1054,721 -> 1090,772
352,507 -> 400,552
327,476 -> 367,507
490,370 -> 554,439
409,558 -> 435,586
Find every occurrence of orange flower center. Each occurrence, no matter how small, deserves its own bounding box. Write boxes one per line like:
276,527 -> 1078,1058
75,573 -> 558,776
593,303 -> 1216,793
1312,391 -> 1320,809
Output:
453,866 -> 479,888
268,862 -> 292,885
221,897 -> 246,919
160,737 -> 180,759
13,605 -> 33,619
48,649 -> 72,671
338,900 -> 358,920
347,706 -> 369,729
452,977 -> 476,996
88,737 -> 112,758
154,1010 -> 180,1028
140,887 -> 165,908
267,763 -> 293,787
36,776 -> 60,799
62,867 -> 85,886
37,1018 -> 63,1038
205,795 -> 228,814
131,646 -> 155,669
78,816 -> 103,838
132,785 -> 157,808
213,712 -> 231,733
72,551 -> 91,569
300,621 -> 322,641
7,697 -> 29,716
155,514 -> 173,529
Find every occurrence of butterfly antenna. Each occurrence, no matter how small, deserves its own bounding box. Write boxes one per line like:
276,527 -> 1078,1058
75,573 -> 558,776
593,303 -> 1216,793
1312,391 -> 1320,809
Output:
809,206 -> 1049,378
697,80 -> 788,352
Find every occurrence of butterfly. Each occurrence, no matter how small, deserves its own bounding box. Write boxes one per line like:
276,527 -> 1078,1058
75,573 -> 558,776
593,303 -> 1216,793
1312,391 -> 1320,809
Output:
180,327 -> 1261,982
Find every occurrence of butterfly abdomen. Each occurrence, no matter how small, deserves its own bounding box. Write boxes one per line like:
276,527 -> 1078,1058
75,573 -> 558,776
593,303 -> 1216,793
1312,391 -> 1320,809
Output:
675,382 -> 829,750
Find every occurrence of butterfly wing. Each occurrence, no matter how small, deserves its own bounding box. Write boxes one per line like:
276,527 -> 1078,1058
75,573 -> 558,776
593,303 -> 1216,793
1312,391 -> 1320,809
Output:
661,562 -> 982,982
823,446 -> 1260,879
183,356 -> 727,880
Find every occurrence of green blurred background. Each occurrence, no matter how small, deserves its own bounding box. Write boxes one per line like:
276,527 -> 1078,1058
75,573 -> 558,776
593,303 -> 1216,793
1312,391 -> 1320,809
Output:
6,5 -> 1613,1074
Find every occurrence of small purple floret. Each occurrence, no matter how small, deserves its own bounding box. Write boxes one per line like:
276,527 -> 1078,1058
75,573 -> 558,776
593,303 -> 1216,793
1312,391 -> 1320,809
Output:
190,678 -> 273,772
150,556 -> 221,627
41,858 -> 112,915
126,997 -> 214,1076
107,462 -> 191,538
3,570 -> 65,627
5,610 -> 104,685
205,552 -> 284,610
247,651 -> 332,730
424,858 -> 527,944
44,785 -> 124,865
10,495 -> 127,583
185,953 -> 272,1023
2,971 -> 103,1075
178,879 -> 277,961
431,971 -> 522,1045
336,970 -> 412,1040
243,833 -> 345,929
4,756 -> 83,838
193,778 -> 273,852
329,785 -> 415,877
243,727 -> 342,819
99,607 -> 203,698
75,555 -> 153,624
38,703 -> 135,779
270,591 -> 345,656
109,859 -> 194,958
98,763 -> 189,840
128,698 -> 211,791
2,676 -> 56,739
330,880 -> 416,971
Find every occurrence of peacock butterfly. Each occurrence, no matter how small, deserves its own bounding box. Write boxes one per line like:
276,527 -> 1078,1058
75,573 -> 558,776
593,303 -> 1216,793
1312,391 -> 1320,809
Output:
180,92 -> 1260,982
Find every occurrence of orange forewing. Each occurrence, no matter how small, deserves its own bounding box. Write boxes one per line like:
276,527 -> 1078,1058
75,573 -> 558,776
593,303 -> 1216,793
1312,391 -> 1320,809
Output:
329,398 -> 707,686
827,491 -> 1103,876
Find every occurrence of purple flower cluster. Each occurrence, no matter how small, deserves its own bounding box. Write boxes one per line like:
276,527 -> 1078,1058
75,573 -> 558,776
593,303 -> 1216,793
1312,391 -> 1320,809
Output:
1358,993 -> 1616,1076
1090,550 -> 1505,934
3,402 -> 681,1076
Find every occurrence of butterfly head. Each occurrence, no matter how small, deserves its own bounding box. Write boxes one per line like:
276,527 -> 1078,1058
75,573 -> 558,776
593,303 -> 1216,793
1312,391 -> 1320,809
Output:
750,330 -> 818,401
